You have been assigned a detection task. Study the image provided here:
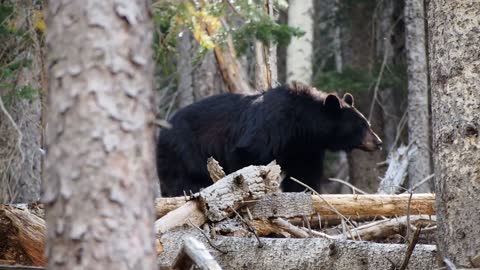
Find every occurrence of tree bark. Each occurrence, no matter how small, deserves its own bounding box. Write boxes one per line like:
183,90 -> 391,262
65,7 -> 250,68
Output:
286,0 -> 313,84
254,0 -> 278,90
428,0 -> 480,267
192,52 -> 225,100
405,0 -> 432,193
44,1 -> 157,269
176,29 -> 195,108
0,1 -> 43,203
176,29 -> 225,109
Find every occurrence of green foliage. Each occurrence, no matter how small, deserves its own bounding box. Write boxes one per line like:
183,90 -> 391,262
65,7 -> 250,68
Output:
152,0 -> 305,73
0,3 -> 39,108
152,4 -> 179,77
1,85 -> 38,107
233,18 -> 304,55
0,4 -> 14,36
314,67 -> 374,94
313,63 -> 407,94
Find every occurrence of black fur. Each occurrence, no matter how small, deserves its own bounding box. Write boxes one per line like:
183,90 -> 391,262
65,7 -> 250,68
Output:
156,83 -> 376,196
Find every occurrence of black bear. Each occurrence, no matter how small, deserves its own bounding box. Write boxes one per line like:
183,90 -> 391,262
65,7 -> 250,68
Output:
156,82 -> 382,197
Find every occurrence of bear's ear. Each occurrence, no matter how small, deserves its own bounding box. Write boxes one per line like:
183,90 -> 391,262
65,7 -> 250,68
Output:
324,94 -> 341,112
343,93 -> 354,106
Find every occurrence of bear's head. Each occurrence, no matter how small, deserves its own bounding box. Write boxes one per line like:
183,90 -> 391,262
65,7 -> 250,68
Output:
323,93 -> 383,152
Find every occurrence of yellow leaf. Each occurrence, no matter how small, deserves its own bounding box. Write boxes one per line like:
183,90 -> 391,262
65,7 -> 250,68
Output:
34,10 -> 46,33
200,12 -> 220,36
192,22 -> 215,49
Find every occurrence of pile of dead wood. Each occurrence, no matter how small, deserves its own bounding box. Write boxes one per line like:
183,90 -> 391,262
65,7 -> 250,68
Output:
0,160 -> 437,270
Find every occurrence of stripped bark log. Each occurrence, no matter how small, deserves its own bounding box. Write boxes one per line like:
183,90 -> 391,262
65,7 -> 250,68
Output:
310,194 -> 435,217
158,228 -> 437,269
155,201 -> 206,236
155,197 -> 189,218
378,144 -> 414,194
271,218 -> 310,238
155,193 -> 436,219
343,215 -> 435,241
171,236 -> 222,270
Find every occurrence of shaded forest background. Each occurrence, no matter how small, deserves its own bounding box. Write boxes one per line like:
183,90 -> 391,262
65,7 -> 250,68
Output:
0,0 -> 427,201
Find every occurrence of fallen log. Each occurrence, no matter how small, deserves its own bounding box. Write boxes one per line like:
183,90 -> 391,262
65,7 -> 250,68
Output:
155,193 -> 436,219
170,236 -> 222,270
213,215 -> 436,241
0,205 -> 46,266
310,193 -> 435,217
1,192 -> 435,262
157,228 -> 437,270
343,215 -> 435,241
154,163 -> 282,235
0,265 -> 45,270
155,200 -> 207,236
155,197 -> 189,218
17,193 -> 436,220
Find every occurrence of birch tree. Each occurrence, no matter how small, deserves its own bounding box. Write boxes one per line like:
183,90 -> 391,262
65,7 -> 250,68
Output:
286,0 -> 313,84
429,0 -> 480,267
44,0 -> 157,269
405,0 -> 432,192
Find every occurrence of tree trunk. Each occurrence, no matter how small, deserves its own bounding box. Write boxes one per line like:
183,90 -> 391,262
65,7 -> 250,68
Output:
405,0 -> 432,193
254,0 -> 278,90
376,0 -> 402,152
333,0 -> 343,73
286,0 -> 313,84
176,29 -> 224,109
206,24 -> 254,95
428,1 -> 480,267
192,52 -> 225,101
43,1 -> 157,269
176,29 -> 195,108
343,1 -> 386,193
0,1 -> 43,203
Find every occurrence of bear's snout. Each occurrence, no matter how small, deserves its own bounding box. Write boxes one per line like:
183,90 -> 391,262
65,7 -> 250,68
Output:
359,128 -> 383,152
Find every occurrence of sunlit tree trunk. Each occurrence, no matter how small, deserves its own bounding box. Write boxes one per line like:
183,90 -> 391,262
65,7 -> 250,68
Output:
44,0 -> 157,269
286,0 -> 313,84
